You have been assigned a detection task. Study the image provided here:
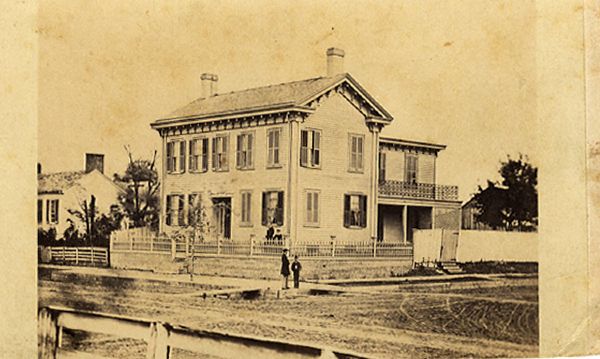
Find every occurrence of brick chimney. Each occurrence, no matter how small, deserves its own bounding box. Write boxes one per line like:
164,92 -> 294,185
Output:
201,73 -> 218,98
326,48 -> 345,77
85,153 -> 104,174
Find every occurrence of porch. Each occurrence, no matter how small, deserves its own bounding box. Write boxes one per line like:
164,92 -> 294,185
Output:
378,180 -> 459,202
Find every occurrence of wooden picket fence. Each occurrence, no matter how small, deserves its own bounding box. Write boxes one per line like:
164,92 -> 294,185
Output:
38,306 -> 369,358
110,229 -> 413,259
49,247 -> 108,267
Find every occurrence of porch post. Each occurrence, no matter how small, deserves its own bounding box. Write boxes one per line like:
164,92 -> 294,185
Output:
287,115 -> 301,248
402,205 -> 408,245
368,125 -> 381,240
159,131 -> 167,233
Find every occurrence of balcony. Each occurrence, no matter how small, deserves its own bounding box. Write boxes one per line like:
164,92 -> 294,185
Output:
378,180 -> 458,201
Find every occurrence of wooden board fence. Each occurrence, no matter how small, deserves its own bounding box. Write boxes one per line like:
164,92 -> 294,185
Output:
38,306 -> 370,359
49,247 -> 108,266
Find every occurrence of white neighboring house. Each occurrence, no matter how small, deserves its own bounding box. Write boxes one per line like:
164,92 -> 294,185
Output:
37,169 -> 125,238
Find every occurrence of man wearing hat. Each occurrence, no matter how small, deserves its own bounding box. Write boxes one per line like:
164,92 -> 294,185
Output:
281,248 -> 290,290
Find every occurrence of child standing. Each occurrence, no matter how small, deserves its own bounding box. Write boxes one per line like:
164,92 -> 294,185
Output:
291,255 -> 302,289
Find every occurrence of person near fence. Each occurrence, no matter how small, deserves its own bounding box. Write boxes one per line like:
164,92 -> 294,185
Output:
291,255 -> 302,289
273,228 -> 283,242
281,248 -> 290,290
266,225 -> 274,242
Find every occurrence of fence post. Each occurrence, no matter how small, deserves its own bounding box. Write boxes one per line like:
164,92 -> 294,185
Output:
249,234 -> 255,256
109,233 -> 114,252
150,235 -> 154,252
75,247 -> 79,265
185,235 -> 190,256
330,236 -> 336,257
146,322 -> 170,359
38,308 -> 58,359
91,246 -> 95,264
217,238 -> 221,255
130,233 -> 134,251
62,246 -> 66,263
373,237 -> 377,258
171,237 -> 176,260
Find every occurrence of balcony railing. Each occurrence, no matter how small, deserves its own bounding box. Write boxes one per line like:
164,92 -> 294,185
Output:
378,180 -> 458,201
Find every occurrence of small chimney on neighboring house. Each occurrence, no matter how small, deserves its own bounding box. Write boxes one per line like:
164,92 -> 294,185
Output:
37,163 -> 41,174
201,73 -> 218,98
326,47 -> 345,77
85,153 -> 105,174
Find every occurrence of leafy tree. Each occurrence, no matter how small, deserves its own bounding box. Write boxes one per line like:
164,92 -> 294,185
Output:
473,154 -> 537,231
114,147 -> 160,230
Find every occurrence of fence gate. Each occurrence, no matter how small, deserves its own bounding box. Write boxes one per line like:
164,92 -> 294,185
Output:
439,229 -> 459,262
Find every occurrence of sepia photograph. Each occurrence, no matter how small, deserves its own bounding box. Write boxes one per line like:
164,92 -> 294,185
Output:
30,0 -> 548,358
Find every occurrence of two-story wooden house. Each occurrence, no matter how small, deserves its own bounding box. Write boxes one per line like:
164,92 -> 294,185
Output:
150,48 -> 461,245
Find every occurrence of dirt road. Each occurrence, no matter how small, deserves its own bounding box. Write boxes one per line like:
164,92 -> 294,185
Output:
39,276 -> 538,358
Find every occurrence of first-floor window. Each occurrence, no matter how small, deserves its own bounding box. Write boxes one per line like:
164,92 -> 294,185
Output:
47,199 -> 59,224
305,190 -> 319,226
262,191 -> 284,226
241,191 -> 252,225
343,194 -> 367,228
166,194 -> 185,226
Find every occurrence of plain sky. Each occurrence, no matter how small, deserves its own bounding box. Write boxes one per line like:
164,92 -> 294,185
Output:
38,0 -> 537,201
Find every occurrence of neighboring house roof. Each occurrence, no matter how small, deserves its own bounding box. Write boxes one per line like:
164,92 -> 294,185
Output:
151,73 -> 393,128
462,185 -> 508,208
38,169 -> 125,195
38,171 -> 86,195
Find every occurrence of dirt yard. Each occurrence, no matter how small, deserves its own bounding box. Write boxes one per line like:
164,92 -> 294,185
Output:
39,276 -> 538,358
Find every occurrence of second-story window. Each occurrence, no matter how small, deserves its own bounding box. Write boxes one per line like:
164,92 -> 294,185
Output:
167,140 -> 185,174
349,134 -> 364,172
189,138 -> 209,173
236,132 -> 254,170
267,128 -> 281,167
405,154 -> 418,184
300,129 -> 321,168
212,135 -> 229,171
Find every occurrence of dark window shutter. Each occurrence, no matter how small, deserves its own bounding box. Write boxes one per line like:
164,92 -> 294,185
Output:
202,138 -> 209,171
276,191 -> 284,226
212,138 -> 217,170
360,195 -> 368,227
300,130 -> 308,166
236,135 -> 242,168
261,192 -> 267,225
222,136 -> 229,169
179,141 -> 186,173
343,195 -> 350,228
166,196 -> 172,226
248,134 -> 253,167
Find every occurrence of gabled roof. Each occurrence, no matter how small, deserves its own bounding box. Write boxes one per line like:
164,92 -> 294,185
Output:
152,73 -> 393,128
38,169 -> 125,195
38,171 -> 86,194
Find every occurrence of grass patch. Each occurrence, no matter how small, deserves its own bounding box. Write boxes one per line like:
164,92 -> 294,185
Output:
460,261 -> 537,274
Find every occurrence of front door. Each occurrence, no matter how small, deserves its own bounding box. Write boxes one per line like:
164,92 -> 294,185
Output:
439,229 -> 459,261
212,197 -> 231,239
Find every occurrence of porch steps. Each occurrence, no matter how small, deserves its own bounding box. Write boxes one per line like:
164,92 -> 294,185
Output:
439,261 -> 465,275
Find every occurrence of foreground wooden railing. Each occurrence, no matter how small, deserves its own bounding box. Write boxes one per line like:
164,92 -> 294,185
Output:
38,306 -> 369,359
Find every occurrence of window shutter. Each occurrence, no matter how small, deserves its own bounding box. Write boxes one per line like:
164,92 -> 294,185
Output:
222,136 -> 229,170
179,141 -> 186,173
261,192 -> 267,225
247,134 -> 253,167
236,135 -> 242,168
166,196 -> 172,226
267,131 -> 274,165
300,130 -> 308,166
306,192 -> 312,222
313,131 -> 320,166
313,193 -> 319,223
357,137 -> 363,170
202,138 -> 209,171
343,195 -> 350,228
212,138 -> 217,170
55,200 -> 59,223
188,140 -> 194,171
360,195 -> 368,228
273,130 -> 279,165
276,191 -> 284,226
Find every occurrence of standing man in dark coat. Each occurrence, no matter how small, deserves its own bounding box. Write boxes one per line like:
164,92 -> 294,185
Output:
291,255 -> 302,289
281,249 -> 290,290
266,225 -> 274,242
